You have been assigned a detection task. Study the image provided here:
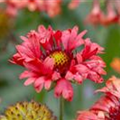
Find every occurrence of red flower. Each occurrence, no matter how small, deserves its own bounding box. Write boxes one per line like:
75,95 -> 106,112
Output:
100,0 -> 119,26
11,25 -> 106,101
85,0 -> 119,26
76,76 -> 120,120
76,111 -> 101,120
3,0 -> 25,17
85,0 -> 104,26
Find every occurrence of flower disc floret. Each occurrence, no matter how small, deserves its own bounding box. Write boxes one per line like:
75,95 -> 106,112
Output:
0,101 -> 56,120
49,51 -> 70,74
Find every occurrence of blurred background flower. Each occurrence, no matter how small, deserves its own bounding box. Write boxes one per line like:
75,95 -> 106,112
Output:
1,0 -> 62,17
1,0 -> 120,26
76,76 -> 120,120
85,0 -> 119,26
0,100 -> 56,120
111,57 -> 120,74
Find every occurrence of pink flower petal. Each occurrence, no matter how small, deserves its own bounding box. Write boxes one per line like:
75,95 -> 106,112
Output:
24,78 -> 36,86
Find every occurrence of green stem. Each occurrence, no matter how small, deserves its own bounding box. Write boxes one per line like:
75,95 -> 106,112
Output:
59,97 -> 64,120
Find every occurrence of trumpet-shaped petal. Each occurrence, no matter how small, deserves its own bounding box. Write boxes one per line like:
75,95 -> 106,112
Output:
54,78 -> 74,101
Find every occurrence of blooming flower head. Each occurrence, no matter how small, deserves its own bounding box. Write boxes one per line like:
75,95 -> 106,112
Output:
111,58 -> 120,74
0,101 -> 56,120
10,25 -> 106,101
76,76 -> 120,120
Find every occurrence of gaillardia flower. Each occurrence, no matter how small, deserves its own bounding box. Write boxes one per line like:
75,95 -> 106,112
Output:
76,76 -> 120,120
85,0 -> 119,26
10,25 -> 106,101
0,101 -> 56,120
16,0 -> 62,17
1,0 -> 62,17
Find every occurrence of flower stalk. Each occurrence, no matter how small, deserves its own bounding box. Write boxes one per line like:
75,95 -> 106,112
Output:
59,97 -> 64,120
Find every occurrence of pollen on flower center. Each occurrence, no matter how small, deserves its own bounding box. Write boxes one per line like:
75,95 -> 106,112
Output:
49,51 -> 70,73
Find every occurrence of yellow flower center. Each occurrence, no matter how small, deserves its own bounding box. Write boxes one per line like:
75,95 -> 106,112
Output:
49,51 -> 70,73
